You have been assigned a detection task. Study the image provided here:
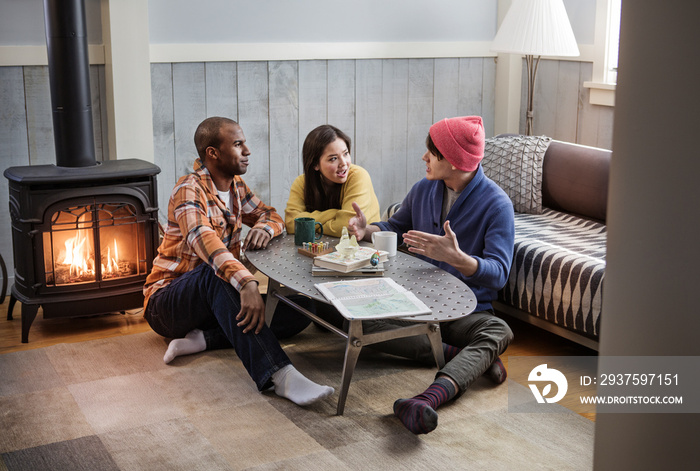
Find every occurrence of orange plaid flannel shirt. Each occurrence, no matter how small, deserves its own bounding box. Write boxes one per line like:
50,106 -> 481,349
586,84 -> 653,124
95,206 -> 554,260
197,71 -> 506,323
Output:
143,159 -> 284,308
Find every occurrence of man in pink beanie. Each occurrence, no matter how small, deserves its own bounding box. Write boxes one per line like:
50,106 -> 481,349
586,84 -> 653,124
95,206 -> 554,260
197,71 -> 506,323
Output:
428,116 -> 485,171
349,116 -> 514,434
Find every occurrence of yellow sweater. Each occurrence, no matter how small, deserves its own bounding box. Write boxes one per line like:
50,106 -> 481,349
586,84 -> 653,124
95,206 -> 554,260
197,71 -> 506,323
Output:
285,164 -> 381,238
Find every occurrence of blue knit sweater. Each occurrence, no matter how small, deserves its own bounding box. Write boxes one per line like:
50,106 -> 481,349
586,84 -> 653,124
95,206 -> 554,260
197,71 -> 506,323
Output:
374,166 -> 514,312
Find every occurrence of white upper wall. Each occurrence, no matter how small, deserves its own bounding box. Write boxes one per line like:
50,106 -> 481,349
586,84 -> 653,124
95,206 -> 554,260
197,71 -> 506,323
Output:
563,0 -> 596,44
148,0 -> 496,43
0,0 -> 103,45
0,0 -> 595,48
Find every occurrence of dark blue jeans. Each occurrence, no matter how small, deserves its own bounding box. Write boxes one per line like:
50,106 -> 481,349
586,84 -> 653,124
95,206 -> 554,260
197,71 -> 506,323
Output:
144,263 -> 296,390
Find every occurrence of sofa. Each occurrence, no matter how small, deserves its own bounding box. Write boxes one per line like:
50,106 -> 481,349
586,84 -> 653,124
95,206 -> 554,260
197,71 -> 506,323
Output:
482,135 -> 611,351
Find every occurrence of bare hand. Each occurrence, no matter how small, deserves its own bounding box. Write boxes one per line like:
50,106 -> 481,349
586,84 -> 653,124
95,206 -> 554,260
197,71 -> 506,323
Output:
404,221 -> 478,277
243,227 -> 272,250
402,220 -> 462,263
348,202 -> 368,240
237,281 -> 266,334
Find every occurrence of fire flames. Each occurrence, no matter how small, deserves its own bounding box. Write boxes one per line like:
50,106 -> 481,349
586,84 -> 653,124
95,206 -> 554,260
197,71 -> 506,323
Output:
54,229 -> 134,284
61,229 -> 94,278
104,238 -> 120,276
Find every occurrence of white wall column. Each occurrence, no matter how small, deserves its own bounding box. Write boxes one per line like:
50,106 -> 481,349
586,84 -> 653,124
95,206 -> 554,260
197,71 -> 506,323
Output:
493,0 -> 523,135
100,0 -> 154,162
494,52 -> 522,135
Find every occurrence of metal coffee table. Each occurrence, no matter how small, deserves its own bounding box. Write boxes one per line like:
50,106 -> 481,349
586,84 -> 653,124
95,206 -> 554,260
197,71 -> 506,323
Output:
244,234 -> 477,414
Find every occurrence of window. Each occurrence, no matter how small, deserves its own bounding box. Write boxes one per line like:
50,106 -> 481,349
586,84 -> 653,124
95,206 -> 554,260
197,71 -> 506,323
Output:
583,0 -> 622,106
606,0 -> 621,84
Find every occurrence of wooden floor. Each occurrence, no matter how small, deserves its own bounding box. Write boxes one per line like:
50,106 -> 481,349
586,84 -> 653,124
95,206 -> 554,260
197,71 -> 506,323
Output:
0,273 -> 597,421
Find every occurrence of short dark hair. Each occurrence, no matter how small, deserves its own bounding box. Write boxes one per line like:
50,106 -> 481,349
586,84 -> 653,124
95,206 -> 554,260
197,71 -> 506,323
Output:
302,124 -> 352,211
425,133 -> 444,160
194,117 -> 238,160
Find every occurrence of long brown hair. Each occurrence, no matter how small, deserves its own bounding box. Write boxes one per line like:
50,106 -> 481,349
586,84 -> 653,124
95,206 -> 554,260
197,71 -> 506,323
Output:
302,124 -> 352,211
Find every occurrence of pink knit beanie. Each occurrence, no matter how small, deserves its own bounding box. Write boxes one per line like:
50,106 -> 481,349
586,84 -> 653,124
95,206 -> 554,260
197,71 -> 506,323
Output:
429,116 -> 485,171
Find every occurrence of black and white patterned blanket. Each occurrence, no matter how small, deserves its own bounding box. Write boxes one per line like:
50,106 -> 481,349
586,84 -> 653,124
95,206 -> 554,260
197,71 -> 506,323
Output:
499,208 -> 606,339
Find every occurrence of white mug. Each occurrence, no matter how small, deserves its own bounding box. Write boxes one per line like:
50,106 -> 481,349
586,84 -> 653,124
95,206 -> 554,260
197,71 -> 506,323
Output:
372,231 -> 397,257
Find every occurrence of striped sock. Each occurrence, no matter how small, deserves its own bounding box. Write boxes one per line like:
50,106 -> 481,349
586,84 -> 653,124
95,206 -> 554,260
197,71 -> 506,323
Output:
442,343 -> 462,362
393,377 -> 456,434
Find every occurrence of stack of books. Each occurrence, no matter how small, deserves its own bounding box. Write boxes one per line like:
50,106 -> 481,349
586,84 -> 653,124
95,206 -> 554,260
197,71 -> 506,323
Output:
312,246 -> 389,276
311,263 -> 385,277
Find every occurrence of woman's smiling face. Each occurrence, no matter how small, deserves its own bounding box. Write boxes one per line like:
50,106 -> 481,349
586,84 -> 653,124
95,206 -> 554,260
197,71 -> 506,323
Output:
315,138 -> 351,184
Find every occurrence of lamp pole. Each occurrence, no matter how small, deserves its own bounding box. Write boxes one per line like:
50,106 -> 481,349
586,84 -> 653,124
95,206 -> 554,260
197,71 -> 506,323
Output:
525,54 -> 542,136
491,0 -> 580,136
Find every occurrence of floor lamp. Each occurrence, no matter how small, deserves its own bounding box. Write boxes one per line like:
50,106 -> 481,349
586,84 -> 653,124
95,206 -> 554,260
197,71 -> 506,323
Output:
491,0 -> 580,135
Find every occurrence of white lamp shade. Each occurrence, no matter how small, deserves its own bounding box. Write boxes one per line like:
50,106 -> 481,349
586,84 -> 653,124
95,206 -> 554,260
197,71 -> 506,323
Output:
491,0 -> 580,57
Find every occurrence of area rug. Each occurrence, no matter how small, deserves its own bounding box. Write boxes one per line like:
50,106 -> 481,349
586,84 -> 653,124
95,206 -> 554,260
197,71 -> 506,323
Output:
0,327 -> 594,470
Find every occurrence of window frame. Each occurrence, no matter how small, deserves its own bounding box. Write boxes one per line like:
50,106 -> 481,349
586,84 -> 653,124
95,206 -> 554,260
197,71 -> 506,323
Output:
583,0 -> 621,106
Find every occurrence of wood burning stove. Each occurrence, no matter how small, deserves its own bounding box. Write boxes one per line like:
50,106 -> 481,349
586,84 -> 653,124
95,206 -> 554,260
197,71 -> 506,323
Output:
5,162 -> 160,342
4,0 -> 160,342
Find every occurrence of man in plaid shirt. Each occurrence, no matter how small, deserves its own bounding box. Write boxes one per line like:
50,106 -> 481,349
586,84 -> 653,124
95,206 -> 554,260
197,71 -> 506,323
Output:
143,117 -> 333,406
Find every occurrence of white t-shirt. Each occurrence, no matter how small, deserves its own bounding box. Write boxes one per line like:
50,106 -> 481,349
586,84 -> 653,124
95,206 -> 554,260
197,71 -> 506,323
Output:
218,189 -> 232,212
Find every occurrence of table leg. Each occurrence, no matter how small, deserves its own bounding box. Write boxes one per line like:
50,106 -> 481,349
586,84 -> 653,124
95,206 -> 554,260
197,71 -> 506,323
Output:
426,323 -> 446,368
336,319 -> 364,415
264,278 -> 282,325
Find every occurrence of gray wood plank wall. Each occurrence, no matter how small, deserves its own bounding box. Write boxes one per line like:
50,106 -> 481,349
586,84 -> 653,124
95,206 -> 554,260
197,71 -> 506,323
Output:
151,58 -> 499,219
1,57 -> 613,283
521,59 -> 614,146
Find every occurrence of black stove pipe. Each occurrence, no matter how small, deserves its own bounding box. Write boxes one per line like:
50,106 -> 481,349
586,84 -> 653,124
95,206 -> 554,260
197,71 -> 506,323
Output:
43,0 -> 97,168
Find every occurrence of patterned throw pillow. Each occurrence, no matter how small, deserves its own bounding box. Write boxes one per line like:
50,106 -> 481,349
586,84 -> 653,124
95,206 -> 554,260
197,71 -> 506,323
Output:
481,135 -> 551,214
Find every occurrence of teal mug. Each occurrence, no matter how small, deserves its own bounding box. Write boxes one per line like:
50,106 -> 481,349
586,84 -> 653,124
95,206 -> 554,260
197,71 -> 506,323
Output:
294,217 -> 323,246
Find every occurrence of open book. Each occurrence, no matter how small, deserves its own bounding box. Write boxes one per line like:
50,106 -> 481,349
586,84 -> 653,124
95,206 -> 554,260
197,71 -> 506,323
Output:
315,278 -> 431,320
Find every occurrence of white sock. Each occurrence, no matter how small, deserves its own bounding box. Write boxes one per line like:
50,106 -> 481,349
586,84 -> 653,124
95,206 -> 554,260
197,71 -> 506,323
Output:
163,329 -> 206,364
272,365 -> 334,406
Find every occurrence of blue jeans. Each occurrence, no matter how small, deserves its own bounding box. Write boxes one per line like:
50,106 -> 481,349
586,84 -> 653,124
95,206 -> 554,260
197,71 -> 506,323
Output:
144,263 -> 292,390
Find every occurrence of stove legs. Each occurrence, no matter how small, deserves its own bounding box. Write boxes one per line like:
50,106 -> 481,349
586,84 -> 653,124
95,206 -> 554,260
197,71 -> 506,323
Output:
6,294 -> 39,343
21,303 -> 39,343
7,293 -> 16,320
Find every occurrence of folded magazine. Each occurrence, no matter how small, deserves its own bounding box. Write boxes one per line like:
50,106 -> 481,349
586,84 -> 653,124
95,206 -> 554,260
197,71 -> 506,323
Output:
315,277 -> 431,320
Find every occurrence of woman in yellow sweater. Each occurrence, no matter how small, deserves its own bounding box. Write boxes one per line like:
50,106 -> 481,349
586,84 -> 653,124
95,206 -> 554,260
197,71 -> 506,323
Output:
285,124 -> 381,237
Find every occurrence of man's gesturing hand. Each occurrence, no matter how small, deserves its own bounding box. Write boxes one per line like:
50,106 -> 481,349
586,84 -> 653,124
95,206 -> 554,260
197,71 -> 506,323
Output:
402,220 -> 478,277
